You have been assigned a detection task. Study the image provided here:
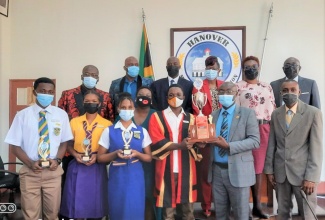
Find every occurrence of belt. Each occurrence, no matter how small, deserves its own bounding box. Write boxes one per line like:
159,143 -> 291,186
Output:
257,119 -> 270,125
213,161 -> 228,169
111,159 -> 139,166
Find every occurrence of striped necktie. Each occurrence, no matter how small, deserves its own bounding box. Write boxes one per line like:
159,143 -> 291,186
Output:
38,110 -> 50,159
170,79 -> 175,85
219,111 -> 228,157
83,121 -> 98,154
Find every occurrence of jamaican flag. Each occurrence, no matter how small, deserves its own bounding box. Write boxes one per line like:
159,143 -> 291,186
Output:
139,23 -> 155,80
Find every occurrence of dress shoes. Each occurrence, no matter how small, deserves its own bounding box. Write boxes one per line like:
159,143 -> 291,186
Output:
252,207 -> 269,219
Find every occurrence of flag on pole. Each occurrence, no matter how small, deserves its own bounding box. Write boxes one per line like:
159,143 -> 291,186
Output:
139,23 -> 155,80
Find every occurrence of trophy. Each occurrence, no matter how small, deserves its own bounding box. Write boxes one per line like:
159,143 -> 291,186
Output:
122,130 -> 133,156
38,137 -> 50,167
189,78 -> 217,144
82,138 -> 90,162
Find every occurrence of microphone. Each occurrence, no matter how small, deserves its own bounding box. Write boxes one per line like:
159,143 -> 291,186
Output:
300,189 -> 318,220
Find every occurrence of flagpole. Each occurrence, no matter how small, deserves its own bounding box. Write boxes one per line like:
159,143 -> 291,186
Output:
142,8 -> 155,80
259,2 -> 273,79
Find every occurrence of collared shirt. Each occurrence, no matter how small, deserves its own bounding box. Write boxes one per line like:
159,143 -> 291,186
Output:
285,101 -> 298,115
168,76 -> 179,86
163,106 -> 186,173
98,120 -> 151,149
70,114 -> 112,153
214,104 -> 236,163
123,76 -> 138,100
5,104 -> 73,161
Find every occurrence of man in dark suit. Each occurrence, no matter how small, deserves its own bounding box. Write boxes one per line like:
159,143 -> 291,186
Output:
264,80 -> 323,219
270,57 -> 320,108
109,56 -> 153,116
150,56 -> 193,113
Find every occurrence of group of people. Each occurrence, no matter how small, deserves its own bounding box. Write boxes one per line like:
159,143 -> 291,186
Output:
4,54 -> 323,220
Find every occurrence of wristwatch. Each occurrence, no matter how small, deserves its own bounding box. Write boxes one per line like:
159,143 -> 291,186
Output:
56,158 -> 62,165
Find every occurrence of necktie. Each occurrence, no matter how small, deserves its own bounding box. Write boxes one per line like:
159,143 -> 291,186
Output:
286,109 -> 293,129
83,121 -> 98,154
219,111 -> 228,157
170,79 -> 175,85
126,82 -> 132,94
38,111 -> 50,159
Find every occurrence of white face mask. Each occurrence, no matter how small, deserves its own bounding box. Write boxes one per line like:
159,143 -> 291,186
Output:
119,109 -> 134,121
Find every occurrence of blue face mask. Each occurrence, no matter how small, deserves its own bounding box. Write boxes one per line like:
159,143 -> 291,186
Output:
36,93 -> 54,107
205,69 -> 218,80
83,76 -> 97,89
127,66 -> 140,78
218,95 -> 234,108
119,109 -> 134,121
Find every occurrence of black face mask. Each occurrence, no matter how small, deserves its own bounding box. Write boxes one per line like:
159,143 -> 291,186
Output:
244,67 -> 259,80
283,65 -> 299,79
136,96 -> 151,108
84,103 -> 99,114
166,65 -> 179,78
282,93 -> 298,106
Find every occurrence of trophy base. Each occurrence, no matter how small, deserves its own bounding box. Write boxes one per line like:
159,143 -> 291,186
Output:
187,136 -> 219,144
40,160 -> 50,168
123,149 -> 131,156
82,155 -> 90,162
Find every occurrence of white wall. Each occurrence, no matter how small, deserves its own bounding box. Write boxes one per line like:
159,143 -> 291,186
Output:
1,0 -> 325,177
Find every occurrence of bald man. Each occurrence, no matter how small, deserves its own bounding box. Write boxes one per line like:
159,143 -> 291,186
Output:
109,56 -> 153,115
270,57 -> 320,109
150,56 -> 193,112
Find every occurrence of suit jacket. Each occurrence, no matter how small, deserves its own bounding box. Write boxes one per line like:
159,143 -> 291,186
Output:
270,76 -> 321,108
264,100 -> 323,185
58,86 -> 114,122
150,77 -> 193,113
109,75 -> 153,113
192,79 -> 223,116
207,105 -> 260,187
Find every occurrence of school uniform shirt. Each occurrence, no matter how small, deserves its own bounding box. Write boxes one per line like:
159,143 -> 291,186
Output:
5,104 -> 73,161
98,121 -> 151,149
70,114 -> 112,153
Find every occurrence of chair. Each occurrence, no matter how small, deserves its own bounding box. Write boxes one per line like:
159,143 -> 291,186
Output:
0,156 -> 22,219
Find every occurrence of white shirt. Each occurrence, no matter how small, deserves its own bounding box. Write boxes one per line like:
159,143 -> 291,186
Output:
163,106 -> 186,173
99,121 -> 152,150
5,104 -> 73,161
168,75 -> 180,86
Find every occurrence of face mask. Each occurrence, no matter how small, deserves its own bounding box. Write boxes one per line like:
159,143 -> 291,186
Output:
244,67 -> 259,80
136,96 -> 151,108
84,103 -> 99,114
205,69 -> 218,80
218,95 -> 234,108
166,66 -> 179,78
36,93 -> 54,107
283,65 -> 298,79
282,93 -> 298,106
127,66 -> 140,78
168,97 -> 183,108
83,77 -> 97,89
119,109 -> 134,121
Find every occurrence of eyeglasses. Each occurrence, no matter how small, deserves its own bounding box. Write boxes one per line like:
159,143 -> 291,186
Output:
283,63 -> 299,69
218,89 -> 237,95
83,72 -> 99,78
